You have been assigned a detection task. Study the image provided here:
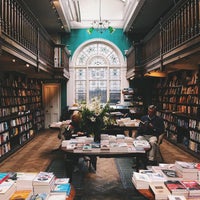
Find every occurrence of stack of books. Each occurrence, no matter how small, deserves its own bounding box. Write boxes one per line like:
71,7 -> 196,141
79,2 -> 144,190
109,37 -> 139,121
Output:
149,182 -> 171,200
174,161 -> 199,180
167,194 -> 186,200
181,180 -> 200,197
164,180 -> 189,197
0,179 -> 16,199
16,172 -> 37,191
133,139 -> 150,150
32,172 -> 55,195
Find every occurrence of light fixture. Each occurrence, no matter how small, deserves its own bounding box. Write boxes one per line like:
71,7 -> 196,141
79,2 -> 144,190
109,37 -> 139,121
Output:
87,0 -> 115,34
144,70 -> 167,78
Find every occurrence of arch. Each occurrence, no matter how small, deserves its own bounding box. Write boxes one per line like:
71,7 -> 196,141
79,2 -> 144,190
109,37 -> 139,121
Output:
67,38 -> 128,106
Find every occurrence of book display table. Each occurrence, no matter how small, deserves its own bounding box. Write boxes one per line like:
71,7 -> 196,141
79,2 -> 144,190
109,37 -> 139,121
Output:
61,136 -> 149,172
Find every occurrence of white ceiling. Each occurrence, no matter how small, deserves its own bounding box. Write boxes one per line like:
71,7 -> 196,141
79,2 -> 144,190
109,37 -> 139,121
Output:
56,0 -> 140,30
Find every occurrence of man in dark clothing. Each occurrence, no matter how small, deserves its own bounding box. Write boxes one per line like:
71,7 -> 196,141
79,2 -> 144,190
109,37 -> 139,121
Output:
137,105 -> 165,164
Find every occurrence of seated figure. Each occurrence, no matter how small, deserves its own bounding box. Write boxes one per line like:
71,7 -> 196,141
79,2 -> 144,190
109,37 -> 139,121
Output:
136,105 -> 165,165
60,111 -> 97,172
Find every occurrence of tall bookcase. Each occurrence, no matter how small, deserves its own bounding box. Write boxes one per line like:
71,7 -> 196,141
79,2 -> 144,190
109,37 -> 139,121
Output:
0,73 -> 44,160
152,69 -> 200,158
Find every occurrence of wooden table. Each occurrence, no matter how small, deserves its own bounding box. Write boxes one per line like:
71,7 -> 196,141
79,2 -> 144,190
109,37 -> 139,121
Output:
67,185 -> 76,200
61,144 -> 148,171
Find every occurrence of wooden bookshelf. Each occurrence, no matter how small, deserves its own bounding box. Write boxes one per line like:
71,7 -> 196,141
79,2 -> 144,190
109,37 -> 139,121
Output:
152,69 -> 200,159
0,73 -> 44,161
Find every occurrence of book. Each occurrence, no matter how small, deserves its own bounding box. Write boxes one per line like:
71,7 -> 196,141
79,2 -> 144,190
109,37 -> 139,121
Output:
164,180 -> 188,197
161,169 -> 183,181
52,183 -> 71,196
181,180 -> 200,196
133,139 -> 150,150
132,172 -> 150,189
149,182 -> 171,200
0,172 -> 9,184
54,178 -> 70,185
32,172 -> 55,186
9,190 -> 32,200
82,143 -> 92,151
175,161 -> 198,173
47,193 -> 66,200
167,194 -> 186,200
0,179 -> 16,200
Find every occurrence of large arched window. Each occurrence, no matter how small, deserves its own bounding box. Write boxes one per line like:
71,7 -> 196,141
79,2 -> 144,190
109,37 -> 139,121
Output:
69,40 -> 127,105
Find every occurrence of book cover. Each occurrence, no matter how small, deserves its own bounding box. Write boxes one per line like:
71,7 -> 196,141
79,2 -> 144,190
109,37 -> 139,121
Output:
52,183 -> 71,195
161,169 -> 182,180
54,178 -> 70,185
133,139 -> 150,150
0,172 -> 9,184
9,190 -> 32,200
181,180 -> 200,191
164,180 -> 188,193
33,172 -> 55,185
82,144 -> 92,151
149,182 -> 171,199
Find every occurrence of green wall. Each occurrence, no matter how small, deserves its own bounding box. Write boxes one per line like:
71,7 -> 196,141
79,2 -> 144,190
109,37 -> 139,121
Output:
60,28 -> 132,112
62,28 -> 132,56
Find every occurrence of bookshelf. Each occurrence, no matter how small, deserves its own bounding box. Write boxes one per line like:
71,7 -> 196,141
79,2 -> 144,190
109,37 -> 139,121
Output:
152,69 -> 200,158
0,73 -> 44,160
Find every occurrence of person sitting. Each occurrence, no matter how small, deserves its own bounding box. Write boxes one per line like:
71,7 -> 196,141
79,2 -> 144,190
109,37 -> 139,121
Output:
61,111 -> 97,172
136,105 -> 165,165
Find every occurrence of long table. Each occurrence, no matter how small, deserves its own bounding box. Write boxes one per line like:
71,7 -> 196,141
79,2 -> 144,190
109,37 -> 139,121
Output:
61,143 -> 148,172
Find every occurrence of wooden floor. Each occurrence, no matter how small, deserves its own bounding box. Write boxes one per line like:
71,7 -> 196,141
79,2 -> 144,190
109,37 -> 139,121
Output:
0,129 -> 199,200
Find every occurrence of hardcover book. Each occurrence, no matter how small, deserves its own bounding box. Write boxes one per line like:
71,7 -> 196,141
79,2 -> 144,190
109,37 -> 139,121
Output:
47,193 -> 66,200
133,139 -> 150,150
54,178 -> 70,185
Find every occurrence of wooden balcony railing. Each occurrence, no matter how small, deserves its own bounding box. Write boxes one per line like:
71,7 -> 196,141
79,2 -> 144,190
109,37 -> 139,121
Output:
127,0 -> 200,73
0,0 -> 69,76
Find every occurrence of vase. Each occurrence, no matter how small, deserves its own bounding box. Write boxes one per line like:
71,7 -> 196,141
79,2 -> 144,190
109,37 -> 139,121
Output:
94,132 -> 101,143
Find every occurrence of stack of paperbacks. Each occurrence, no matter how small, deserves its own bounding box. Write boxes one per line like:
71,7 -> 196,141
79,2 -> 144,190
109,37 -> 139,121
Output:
0,173 -> 16,200
174,161 -> 199,180
50,178 -> 71,199
133,139 -> 151,151
132,161 -> 200,200
132,169 -> 166,189
32,172 -> 55,195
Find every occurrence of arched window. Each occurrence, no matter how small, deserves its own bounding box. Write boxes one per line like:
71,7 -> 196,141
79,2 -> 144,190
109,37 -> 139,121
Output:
71,40 -> 126,104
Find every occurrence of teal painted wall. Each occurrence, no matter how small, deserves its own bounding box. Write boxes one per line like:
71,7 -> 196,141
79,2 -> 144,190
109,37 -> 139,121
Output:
60,28 -> 132,112
62,28 -> 132,56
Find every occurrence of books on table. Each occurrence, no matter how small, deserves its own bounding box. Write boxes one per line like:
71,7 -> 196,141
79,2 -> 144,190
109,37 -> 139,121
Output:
160,169 -> 183,181
149,182 -> 171,200
9,190 -> 32,200
16,172 -> 37,191
181,180 -> 200,197
175,161 -> 199,181
32,172 -> 55,195
54,178 -> 70,185
51,183 -> 71,197
0,179 -> 16,200
175,161 -> 198,173
133,139 -> 150,150
167,194 -> 186,200
47,193 -> 66,200
164,180 -> 188,197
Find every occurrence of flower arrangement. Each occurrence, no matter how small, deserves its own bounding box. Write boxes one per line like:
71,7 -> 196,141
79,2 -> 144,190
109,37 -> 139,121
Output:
79,96 -> 112,142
